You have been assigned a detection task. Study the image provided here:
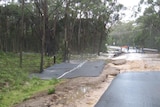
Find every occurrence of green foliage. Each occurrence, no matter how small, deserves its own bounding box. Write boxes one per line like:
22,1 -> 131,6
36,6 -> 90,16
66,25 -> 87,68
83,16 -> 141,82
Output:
109,21 -> 138,46
0,94 -> 3,101
0,78 -> 59,107
48,88 -> 55,95
136,0 -> 160,49
49,78 -> 60,85
0,52 -> 60,107
0,52 -> 60,88
0,0 -> 123,56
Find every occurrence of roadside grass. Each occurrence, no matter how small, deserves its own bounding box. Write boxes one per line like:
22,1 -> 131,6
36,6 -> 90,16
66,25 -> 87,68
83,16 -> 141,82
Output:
0,78 -> 60,107
0,52 -> 62,107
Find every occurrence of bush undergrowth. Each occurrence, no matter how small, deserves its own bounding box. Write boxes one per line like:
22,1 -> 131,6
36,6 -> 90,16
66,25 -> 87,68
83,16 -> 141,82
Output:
0,52 -> 61,107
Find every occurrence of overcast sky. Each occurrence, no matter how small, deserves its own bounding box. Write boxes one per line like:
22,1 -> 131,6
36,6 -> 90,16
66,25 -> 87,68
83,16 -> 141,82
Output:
117,0 -> 141,22
118,0 -> 140,7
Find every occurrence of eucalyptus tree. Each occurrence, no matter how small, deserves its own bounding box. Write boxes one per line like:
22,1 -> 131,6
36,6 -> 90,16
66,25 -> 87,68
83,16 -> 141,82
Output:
0,2 -> 28,53
136,0 -> 160,49
40,0 -> 47,72
109,21 -> 142,47
26,0 -> 49,72
66,0 -> 123,55
42,0 -> 123,61
89,0 -> 123,55
0,0 -> 124,70
20,0 -> 24,67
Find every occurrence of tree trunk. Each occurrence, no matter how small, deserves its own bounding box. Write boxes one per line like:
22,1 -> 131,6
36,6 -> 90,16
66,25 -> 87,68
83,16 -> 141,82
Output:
98,32 -> 103,56
63,0 -> 70,62
20,0 -> 24,68
40,0 -> 47,72
78,14 -> 82,54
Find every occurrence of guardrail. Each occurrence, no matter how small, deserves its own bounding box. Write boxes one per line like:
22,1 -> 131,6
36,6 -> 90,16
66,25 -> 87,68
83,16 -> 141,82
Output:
143,48 -> 158,52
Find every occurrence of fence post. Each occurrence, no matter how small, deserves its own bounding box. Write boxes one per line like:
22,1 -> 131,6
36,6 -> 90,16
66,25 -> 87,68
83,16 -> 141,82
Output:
53,55 -> 56,64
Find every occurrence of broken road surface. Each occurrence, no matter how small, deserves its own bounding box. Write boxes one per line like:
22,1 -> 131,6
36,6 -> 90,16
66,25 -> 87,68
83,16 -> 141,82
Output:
95,53 -> 160,107
31,60 -> 106,79
16,53 -> 160,107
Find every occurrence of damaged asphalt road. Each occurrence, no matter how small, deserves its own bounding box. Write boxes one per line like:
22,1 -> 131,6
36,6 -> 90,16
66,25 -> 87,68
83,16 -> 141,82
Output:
31,60 -> 106,79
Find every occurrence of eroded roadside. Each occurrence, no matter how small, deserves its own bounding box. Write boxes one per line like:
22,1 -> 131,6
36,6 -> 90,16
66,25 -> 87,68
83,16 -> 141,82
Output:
15,53 -> 160,107
15,58 -> 119,107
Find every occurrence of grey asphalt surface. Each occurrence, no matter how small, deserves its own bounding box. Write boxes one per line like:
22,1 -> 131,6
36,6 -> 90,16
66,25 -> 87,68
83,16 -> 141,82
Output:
95,72 -> 160,107
63,60 -> 105,78
31,60 -> 106,79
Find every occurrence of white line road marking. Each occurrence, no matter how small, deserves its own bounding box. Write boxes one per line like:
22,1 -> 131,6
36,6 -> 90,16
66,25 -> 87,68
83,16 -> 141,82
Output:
57,60 -> 87,79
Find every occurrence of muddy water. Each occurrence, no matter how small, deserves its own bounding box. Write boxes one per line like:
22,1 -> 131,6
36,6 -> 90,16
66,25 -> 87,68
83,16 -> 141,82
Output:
112,53 -> 160,61
111,53 -> 160,73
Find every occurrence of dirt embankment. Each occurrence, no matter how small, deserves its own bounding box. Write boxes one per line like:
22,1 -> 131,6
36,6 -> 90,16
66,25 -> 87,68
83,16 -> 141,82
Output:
15,54 -> 160,107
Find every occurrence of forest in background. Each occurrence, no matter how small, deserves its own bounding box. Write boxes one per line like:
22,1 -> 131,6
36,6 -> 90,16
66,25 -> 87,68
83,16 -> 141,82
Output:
0,1 -> 124,106
1,0 -> 160,106
109,0 -> 160,51
0,0 -> 123,71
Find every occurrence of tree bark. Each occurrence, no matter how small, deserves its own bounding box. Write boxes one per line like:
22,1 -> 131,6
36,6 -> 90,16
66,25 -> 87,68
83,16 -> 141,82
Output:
40,0 -> 47,72
78,13 -> 82,54
98,32 -> 103,56
20,0 -> 24,68
63,0 -> 70,62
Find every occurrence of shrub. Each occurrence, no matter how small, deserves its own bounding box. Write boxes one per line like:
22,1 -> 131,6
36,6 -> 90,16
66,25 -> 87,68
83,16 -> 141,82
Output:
48,88 -> 55,95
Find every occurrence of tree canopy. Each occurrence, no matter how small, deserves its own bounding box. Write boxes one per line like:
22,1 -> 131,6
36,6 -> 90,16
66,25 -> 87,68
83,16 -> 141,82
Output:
0,0 -> 123,71
135,0 -> 160,50
109,0 -> 160,50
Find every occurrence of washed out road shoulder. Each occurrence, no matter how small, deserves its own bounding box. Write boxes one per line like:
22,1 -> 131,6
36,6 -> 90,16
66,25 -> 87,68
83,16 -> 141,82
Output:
15,59 -> 115,107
